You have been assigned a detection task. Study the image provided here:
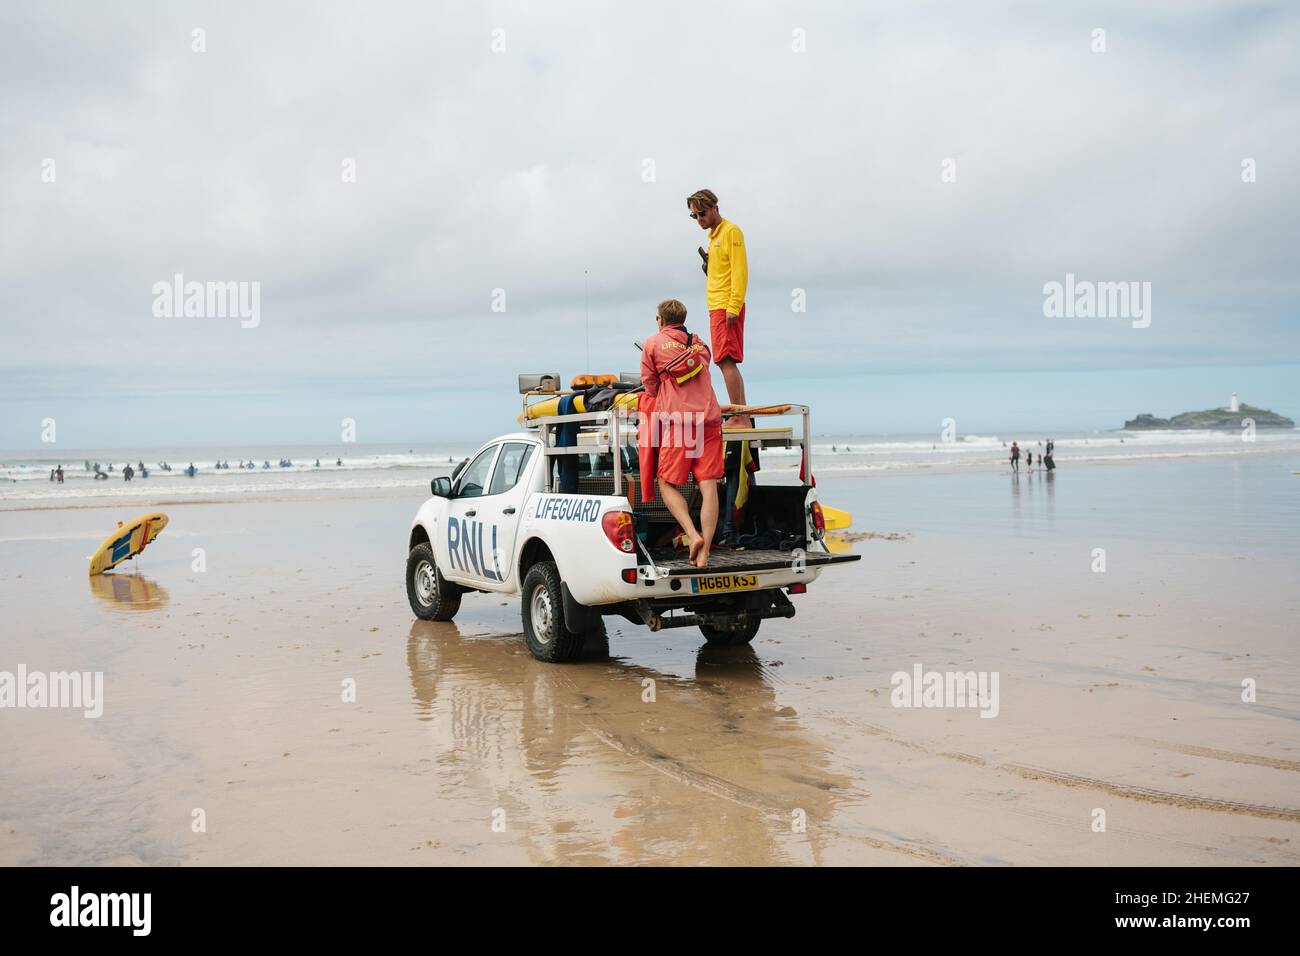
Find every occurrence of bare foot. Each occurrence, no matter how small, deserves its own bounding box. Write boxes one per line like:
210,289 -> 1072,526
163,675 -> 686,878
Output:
694,546 -> 710,569
687,534 -> 704,564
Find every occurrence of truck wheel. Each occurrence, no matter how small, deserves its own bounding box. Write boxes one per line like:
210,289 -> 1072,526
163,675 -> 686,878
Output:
521,561 -> 586,663
407,543 -> 460,621
700,617 -> 761,647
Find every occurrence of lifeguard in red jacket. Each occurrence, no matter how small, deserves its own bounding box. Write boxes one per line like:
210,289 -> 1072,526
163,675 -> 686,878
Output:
640,298 -> 724,568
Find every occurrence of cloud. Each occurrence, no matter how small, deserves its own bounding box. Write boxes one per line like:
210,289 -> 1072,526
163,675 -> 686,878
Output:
0,0 -> 1296,443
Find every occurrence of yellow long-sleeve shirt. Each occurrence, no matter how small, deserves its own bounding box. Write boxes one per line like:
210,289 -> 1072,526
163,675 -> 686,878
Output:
705,219 -> 747,315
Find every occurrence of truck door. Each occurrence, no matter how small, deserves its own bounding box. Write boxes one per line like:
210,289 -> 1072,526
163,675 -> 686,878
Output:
477,441 -> 537,591
442,443 -> 501,586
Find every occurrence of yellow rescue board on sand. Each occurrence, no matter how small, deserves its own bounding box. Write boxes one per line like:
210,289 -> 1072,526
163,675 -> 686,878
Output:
89,572 -> 170,609
821,505 -> 851,530
88,512 -> 168,576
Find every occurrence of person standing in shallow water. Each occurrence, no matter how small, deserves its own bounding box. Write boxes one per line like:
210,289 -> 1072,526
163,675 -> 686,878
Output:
1010,441 -> 1020,472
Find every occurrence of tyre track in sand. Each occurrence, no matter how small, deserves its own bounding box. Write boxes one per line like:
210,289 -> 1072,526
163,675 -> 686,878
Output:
826,717 -> 1300,823
1126,738 -> 1300,773
583,726 -> 972,866
999,763 -> 1300,822
525,649 -> 975,865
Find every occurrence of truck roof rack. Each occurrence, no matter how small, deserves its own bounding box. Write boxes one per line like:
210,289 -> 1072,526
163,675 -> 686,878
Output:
523,397 -> 814,496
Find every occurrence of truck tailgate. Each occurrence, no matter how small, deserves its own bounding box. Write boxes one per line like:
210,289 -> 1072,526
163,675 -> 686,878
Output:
646,548 -> 861,576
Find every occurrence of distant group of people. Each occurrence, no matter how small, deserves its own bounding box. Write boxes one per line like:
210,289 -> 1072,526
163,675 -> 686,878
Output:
48,456 -> 349,485
220,458 -> 307,469
39,454 -> 351,488
219,457 -> 341,469
1009,439 -> 1055,474
53,460 -> 153,482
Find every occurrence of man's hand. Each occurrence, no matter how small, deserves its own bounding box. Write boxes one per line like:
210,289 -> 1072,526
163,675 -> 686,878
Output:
726,312 -> 739,324
698,246 -> 708,275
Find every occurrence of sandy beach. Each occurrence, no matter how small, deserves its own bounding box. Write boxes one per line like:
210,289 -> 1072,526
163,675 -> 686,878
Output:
2,448 -> 1297,866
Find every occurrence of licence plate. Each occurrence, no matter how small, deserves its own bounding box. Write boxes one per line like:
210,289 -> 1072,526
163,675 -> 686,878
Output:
690,573 -> 759,594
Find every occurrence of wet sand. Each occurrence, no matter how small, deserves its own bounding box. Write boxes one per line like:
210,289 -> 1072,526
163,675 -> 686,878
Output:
1,457 -> 1298,865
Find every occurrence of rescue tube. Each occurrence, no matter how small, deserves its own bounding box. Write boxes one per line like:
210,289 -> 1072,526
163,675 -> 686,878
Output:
521,391 -> 639,422
525,394 -> 587,420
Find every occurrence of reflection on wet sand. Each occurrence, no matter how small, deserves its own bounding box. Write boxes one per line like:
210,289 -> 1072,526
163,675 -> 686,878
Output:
406,622 -> 857,865
88,572 -> 170,610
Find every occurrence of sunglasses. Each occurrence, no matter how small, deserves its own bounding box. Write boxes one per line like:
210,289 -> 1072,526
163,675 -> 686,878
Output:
688,207 -> 713,219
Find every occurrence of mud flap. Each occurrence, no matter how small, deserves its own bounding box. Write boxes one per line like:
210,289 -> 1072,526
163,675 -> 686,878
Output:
562,582 -> 596,634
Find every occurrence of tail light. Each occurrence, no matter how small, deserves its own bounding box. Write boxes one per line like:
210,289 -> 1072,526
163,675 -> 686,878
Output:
809,500 -> 826,539
788,582 -> 807,594
621,568 -> 638,584
602,511 -> 636,553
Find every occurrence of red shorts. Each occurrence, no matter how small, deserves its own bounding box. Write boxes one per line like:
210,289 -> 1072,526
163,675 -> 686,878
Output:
709,303 -> 745,363
656,421 -> 724,485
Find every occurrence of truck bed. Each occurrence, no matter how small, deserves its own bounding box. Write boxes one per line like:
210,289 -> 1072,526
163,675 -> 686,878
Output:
645,547 -> 861,576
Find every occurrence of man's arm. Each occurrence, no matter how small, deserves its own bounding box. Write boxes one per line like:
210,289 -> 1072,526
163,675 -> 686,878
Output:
727,226 -> 748,316
640,341 -> 659,398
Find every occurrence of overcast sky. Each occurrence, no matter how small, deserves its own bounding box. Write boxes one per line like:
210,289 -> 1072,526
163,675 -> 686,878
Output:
2,0 -> 1297,448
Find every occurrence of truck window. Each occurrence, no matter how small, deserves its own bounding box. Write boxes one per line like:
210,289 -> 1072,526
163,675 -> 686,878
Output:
488,442 -> 534,495
454,446 -> 499,498
575,446 -> 638,477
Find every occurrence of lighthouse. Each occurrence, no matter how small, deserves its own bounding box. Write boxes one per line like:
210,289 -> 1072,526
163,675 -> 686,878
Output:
1230,391 -> 1239,412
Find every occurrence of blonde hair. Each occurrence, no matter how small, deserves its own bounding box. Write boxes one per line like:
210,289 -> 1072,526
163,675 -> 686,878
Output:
686,189 -> 718,212
657,299 -> 688,325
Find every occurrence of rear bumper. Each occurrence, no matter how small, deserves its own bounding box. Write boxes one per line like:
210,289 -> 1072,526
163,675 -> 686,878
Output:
646,549 -> 860,577
568,546 -> 859,606
600,548 -> 858,603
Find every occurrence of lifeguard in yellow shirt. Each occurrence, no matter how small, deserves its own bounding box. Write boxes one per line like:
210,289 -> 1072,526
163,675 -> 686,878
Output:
687,188 -> 749,427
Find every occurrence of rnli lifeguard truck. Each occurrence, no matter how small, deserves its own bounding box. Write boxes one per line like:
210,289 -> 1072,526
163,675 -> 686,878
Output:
405,373 -> 859,662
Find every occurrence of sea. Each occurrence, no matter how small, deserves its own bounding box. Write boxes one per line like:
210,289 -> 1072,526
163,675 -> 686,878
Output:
2,428 -> 1298,508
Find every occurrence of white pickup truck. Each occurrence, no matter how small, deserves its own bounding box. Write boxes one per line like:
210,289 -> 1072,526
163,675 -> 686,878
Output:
405,375 -> 860,662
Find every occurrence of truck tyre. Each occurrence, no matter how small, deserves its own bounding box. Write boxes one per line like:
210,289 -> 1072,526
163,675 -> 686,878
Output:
700,617 -> 761,647
407,542 -> 461,621
522,561 -> 586,663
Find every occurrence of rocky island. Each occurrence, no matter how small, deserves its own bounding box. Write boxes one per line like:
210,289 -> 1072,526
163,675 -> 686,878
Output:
1125,403 -> 1295,430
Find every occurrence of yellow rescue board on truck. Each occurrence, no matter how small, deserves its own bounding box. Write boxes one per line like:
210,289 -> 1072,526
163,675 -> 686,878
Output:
690,573 -> 760,594
821,505 -> 851,530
